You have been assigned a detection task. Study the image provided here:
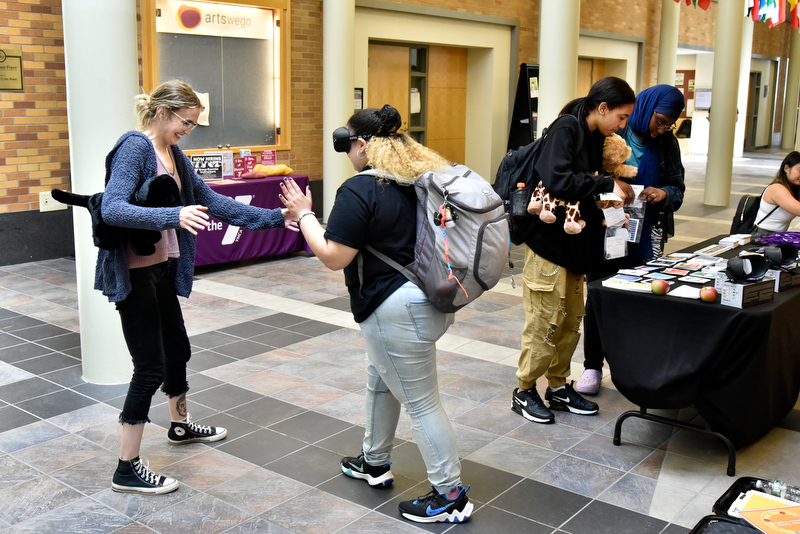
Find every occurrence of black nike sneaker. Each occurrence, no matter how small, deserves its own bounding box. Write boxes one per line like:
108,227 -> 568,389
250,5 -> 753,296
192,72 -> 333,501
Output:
512,387 -> 555,424
398,485 -> 473,523
545,383 -> 599,415
340,453 -> 394,487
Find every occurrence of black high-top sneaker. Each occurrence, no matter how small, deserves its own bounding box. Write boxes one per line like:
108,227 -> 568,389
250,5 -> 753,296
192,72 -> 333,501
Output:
111,457 -> 179,494
167,414 -> 227,444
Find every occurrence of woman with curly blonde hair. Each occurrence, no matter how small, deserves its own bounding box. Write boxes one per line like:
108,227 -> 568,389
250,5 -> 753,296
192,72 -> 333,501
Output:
279,104 -> 472,525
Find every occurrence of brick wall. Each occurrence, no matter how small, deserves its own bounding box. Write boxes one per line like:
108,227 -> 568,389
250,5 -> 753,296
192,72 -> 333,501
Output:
285,0 -> 323,183
0,0 -> 795,217
0,0 -> 68,214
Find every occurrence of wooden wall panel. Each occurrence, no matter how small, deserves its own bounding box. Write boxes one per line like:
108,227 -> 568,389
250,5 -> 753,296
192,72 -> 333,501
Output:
427,46 -> 467,164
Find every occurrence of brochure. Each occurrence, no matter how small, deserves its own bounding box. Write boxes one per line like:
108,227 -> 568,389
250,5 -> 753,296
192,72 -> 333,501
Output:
739,505 -> 800,533
601,275 -> 653,293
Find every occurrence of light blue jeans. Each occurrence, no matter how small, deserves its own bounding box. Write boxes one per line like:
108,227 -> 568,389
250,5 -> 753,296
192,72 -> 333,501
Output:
358,281 -> 462,494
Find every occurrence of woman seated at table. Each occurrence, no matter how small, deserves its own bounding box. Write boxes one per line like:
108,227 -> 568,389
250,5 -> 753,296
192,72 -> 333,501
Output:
752,151 -> 800,240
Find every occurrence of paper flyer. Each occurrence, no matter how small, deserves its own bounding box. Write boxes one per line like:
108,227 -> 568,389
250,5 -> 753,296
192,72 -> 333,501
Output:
739,505 -> 800,533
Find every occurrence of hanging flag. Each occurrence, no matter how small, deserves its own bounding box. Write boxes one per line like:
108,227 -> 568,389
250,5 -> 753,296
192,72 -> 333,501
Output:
752,0 -> 761,21
792,3 -> 800,30
768,0 -> 785,27
790,0 -> 800,11
697,0 -> 712,9
759,0 -> 778,23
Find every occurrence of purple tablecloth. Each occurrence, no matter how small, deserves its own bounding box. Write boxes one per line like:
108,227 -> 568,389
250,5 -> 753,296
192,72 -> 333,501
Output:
194,174 -> 311,266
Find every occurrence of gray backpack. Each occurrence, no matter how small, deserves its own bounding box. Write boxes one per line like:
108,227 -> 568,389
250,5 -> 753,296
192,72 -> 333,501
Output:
361,164 -> 509,313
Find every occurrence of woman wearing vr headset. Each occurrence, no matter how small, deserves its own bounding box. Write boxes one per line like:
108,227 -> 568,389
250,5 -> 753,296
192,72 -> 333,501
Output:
751,151 -> 800,240
279,105 -> 472,524
98,80 -> 298,495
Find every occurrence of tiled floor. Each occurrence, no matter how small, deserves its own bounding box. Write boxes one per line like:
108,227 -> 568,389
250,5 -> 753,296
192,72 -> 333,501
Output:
1,150 -> 799,534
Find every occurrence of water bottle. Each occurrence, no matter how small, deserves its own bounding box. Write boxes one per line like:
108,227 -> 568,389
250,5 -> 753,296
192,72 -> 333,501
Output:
510,182 -> 530,218
755,479 -> 800,502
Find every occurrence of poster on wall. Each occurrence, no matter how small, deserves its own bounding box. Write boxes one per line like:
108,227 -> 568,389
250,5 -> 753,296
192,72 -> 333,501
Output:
695,88 -> 712,110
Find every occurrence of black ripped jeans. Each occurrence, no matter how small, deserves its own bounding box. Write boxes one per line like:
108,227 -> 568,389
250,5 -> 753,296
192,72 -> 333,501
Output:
116,261 -> 191,425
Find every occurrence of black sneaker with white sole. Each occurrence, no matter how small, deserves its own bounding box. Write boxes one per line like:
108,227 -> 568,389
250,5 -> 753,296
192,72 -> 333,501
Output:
545,383 -> 599,415
167,414 -> 227,444
112,457 -> 179,495
398,485 -> 473,523
341,453 -> 394,487
512,387 -> 555,424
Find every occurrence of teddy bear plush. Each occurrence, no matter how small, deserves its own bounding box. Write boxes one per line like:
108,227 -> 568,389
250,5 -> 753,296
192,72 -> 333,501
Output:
51,173 -> 182,255
602,133 -> 638,179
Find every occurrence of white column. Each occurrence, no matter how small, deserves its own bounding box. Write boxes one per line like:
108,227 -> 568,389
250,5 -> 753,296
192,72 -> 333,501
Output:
62,1 -> 136,384
538,0 -> 580,130
734,17 -> 754,158
783,29 -> 800,150
704,0 -> 746,206
657,0 -> 681,86
322,0 -> 357,221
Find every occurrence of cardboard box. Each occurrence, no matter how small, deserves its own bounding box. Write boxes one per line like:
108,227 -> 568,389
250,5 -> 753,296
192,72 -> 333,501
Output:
766,269 -> 795,292
714,273 -> 775,308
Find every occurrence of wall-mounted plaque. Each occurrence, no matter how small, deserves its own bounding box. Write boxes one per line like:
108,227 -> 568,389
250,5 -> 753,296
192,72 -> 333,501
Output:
0,49 -> 24,92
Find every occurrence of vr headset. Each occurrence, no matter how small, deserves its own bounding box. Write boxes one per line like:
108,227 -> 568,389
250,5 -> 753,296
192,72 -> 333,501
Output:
332,127 -> 372,153
725,245 -> 800,283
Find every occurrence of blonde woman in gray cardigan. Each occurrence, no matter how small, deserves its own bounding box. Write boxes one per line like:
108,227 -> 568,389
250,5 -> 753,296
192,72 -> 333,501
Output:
99,80 -> 297,495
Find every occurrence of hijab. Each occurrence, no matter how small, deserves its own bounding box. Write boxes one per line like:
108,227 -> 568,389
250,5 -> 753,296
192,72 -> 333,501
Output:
626,85 -> 685,261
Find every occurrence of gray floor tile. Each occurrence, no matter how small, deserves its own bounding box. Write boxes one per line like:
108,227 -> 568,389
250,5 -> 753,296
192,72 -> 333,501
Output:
268,410 -> 353,444
15,389 -> 95,419
563,500 -> 668,534
217,428 -> 306,466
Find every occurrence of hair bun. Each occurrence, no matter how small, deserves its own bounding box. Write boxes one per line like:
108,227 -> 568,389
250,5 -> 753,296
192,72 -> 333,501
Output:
378,105 -> 401,135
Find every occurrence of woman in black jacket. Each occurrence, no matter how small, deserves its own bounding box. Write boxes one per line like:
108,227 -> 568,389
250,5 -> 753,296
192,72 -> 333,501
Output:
512,77 -> 635,425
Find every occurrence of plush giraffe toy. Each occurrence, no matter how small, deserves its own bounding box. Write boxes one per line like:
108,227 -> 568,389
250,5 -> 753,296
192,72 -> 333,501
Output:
527,183 -> 585,234
525,133 -> 637,235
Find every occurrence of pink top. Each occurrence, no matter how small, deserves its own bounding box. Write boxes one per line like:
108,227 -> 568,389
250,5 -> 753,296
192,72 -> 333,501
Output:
127,155 -> 181,269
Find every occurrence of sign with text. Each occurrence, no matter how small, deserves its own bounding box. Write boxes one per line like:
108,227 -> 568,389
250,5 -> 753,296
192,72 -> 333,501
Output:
156,0 -> 273,40
260,150 -> 276,166
191,154 -> 223,181
0,49 -> 24,92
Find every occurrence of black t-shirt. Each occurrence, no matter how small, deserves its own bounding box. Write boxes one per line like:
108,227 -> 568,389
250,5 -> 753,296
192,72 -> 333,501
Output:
324,173 -> 417,322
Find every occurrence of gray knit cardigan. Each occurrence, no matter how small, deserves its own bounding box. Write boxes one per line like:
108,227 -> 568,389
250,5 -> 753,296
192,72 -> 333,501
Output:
94,131 -> 285,302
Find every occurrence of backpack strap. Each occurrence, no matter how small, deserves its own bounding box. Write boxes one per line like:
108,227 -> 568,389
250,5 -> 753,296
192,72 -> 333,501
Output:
755,204 -> 779,228
754,186 -> 780,229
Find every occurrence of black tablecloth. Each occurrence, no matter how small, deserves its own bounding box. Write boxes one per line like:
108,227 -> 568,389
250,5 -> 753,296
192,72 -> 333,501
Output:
588,237 -> 800,448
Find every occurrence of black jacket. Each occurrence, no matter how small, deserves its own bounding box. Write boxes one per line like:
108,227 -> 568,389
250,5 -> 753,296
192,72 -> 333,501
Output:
523,112 -> 616,274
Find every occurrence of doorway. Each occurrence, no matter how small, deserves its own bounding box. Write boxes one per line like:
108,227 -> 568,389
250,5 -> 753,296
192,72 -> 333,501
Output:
368,42 -> 467,164
745,72 -> 761,150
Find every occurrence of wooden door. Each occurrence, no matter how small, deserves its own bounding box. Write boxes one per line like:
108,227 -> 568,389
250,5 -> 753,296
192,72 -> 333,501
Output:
368,44 -> 410,131
427,45 -> 467,164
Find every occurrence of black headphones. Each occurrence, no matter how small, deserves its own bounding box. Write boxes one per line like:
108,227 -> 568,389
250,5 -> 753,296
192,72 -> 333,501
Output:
332,127 -> 372,153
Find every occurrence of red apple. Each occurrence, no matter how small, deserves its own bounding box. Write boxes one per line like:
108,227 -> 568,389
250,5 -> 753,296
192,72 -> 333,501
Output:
699,286 -> 718,303
651,279 -> 670,295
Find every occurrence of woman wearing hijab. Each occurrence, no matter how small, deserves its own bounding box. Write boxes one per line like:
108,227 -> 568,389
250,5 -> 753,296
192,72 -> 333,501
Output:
576,84 -> 686,396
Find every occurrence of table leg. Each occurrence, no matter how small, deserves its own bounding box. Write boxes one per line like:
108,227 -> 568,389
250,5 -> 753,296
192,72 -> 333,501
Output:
613,406 -> 737,477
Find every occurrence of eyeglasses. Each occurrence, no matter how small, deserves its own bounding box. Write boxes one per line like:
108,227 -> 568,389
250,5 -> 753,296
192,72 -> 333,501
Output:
652,111 -> 677,132
169,109 -> 199,131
